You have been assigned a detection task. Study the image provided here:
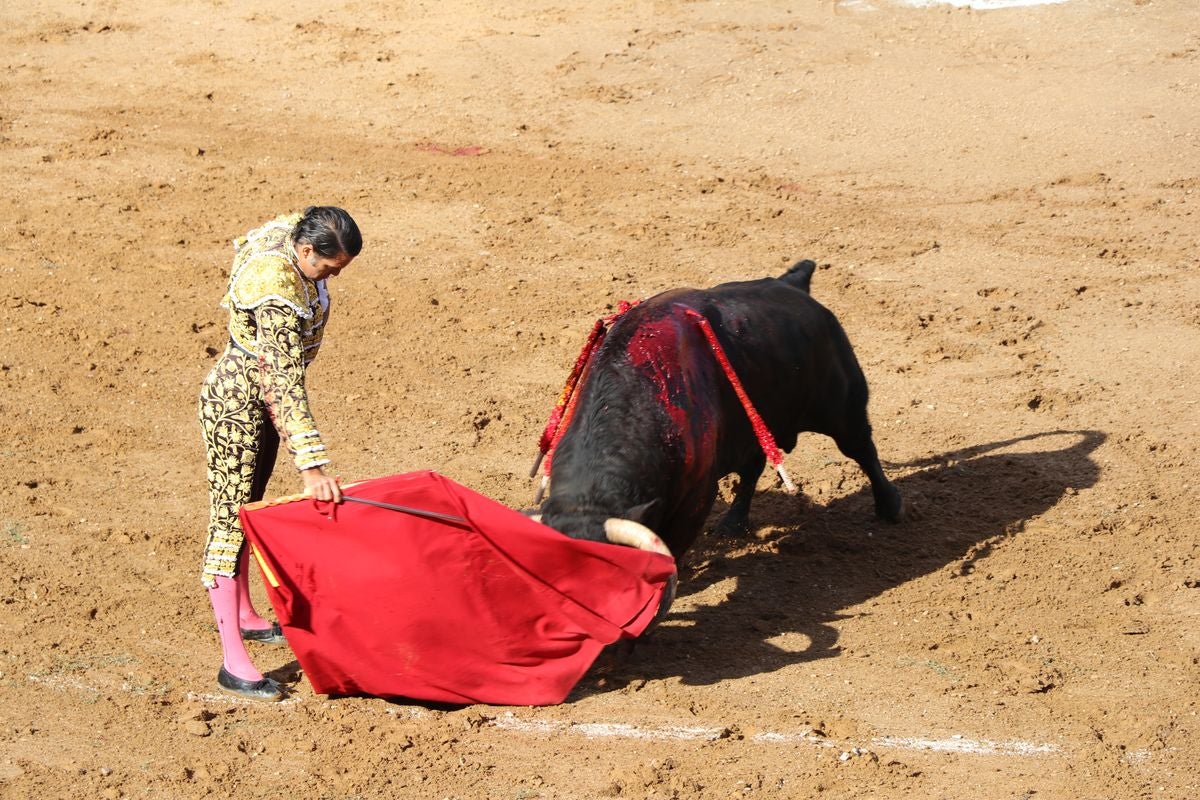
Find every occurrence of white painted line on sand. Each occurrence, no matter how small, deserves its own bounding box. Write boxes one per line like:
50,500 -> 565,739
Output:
495,716 -> 720,742
874,735 -> 1059,756
26,673 -> 100,694
491,713 -> 1061,758
183,690 -> 304,706
27,671 -> 304,706
28,672 -> 1064,758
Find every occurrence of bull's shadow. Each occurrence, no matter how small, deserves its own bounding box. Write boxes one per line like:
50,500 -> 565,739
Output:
577,429 -> 1105,692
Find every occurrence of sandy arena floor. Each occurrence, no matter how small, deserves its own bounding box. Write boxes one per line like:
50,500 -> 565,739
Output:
2,0 -> 1199,797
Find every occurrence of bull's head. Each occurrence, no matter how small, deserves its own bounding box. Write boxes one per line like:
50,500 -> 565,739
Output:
532,498 -> 671,555
527,513 -> 671,556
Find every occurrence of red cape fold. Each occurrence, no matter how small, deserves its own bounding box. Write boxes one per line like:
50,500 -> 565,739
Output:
239,471 -> 676,706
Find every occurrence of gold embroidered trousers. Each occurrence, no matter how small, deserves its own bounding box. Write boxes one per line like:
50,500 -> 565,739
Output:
198,344 -> 281,588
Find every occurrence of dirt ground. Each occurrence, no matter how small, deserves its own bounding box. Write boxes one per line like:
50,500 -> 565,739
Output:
2,0 -> 1198,797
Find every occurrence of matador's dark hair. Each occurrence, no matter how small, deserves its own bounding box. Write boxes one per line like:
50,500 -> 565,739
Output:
293,206 -> 363,258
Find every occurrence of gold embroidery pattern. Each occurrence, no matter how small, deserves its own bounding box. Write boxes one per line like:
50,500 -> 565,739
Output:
223,213 -> 329,361
199,346 -> 267,586
257,303 -> 329,471
199,214 -> 335,587
198,306 -> 331,587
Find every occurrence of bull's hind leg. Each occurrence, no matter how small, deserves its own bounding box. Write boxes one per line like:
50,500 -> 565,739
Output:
715,452 -> 767,537
831,418 -> 904,523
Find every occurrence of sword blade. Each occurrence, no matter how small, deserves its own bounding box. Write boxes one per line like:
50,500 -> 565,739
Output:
341,494 -> 470,527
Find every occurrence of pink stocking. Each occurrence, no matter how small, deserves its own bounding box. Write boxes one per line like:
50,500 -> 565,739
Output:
236,548 -> 272,631
208,575 -> 262,681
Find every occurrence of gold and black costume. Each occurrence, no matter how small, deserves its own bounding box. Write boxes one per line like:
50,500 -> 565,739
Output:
198,213 -> 332,587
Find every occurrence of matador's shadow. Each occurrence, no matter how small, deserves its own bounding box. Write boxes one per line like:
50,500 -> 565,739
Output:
575,429 -> 1105,693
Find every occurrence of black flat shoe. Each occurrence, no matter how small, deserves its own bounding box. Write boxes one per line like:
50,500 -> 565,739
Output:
240,621 -> 286,644
217,666 -> 284,701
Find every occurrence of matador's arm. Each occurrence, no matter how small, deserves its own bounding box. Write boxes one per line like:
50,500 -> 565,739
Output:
256,301 -> 331,471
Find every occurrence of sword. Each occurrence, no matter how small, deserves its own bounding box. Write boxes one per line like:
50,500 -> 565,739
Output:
341,494 -> 470,527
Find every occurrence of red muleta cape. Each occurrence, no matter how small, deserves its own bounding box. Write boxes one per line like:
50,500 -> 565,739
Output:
239,471 -> 676,706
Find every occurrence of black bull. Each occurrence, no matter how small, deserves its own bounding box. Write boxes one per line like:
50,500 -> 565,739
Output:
539,260 -> 905,558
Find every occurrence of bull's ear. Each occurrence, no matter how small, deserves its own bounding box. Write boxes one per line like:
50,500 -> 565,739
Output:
623,499 -> 661,527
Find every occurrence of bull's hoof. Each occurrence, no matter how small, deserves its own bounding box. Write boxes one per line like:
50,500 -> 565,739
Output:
714,513 -> 750,538
875,487 -> 906,524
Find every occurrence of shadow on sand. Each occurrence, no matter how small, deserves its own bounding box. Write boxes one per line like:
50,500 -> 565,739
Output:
576,428 -> 1106,693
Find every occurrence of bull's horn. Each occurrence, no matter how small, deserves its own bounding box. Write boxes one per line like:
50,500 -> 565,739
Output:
603,519 -> 673,557
530,514 -> 543,523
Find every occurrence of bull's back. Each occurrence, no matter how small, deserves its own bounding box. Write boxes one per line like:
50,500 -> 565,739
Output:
647,276 -> 866,448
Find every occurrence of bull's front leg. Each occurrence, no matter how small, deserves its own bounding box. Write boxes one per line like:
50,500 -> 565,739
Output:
715,452 -> 767,537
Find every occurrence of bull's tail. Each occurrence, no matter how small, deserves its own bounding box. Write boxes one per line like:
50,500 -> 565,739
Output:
778,259 -> 817,293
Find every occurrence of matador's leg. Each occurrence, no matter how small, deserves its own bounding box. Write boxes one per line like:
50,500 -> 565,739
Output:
199,353 -> 275,682
237,416 -> 282,637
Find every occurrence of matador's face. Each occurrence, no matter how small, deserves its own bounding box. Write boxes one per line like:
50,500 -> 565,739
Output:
295,242 -> 354,281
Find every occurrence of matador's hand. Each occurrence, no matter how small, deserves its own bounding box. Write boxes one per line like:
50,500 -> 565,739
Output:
301,467 -> 343,504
